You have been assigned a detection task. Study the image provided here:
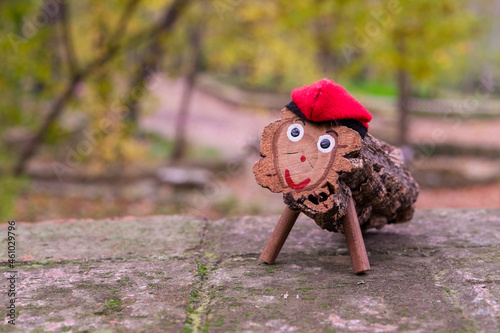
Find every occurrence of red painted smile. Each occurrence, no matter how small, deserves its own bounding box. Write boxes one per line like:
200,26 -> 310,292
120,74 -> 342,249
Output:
285,169 -> 311,190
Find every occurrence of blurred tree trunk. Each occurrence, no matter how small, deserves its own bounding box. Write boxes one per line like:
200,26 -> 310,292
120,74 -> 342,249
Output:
313,3 -> 334,75
125,36 -> 164,125
480,0 -> 500,94
13,0 -> 81,176
171,22 -> 204,162
316,28 -> 333,75
57,1 -> 79,76
397,69 -> 411,146
13,0 -> 191,176
396,37 -> 411,147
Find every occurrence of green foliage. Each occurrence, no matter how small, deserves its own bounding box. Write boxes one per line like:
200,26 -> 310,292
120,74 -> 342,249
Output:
104,299 -> 121,313
344,80 -> 397,97
203,0 -> 484,94
197,264 -> 208,277
362,0 -> 482,85
0,176 -> 29,220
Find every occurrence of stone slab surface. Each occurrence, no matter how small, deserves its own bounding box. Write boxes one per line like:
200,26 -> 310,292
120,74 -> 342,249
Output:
0,209 -> 499,332
8,260 -> 194,332
2,215 -> 206,262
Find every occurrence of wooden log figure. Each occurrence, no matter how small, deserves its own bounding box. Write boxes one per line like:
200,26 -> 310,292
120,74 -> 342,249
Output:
253,79 -> 419,274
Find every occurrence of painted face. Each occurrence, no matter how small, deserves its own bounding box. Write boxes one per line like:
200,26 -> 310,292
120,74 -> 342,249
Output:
253,107 -> 362,210
272,113 -> 340,193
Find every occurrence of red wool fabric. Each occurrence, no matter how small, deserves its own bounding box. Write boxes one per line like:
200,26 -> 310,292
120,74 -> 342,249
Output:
291,78 -> 372,128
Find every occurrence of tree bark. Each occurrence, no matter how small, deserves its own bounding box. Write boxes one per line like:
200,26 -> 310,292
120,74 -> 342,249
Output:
287,134 -> 419,233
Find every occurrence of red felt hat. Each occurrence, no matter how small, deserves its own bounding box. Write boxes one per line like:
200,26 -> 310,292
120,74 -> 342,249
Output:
291,78 -> 372,128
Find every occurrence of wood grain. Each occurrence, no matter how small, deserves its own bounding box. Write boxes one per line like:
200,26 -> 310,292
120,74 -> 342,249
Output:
342,197 -> 370,274
260,206 -> 301,264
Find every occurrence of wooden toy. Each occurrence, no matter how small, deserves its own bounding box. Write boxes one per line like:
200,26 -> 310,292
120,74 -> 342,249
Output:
253,79 -> 419,274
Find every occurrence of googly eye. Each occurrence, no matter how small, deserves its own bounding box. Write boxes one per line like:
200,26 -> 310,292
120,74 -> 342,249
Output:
287,124 -> 304,142
317,134 -> 335,153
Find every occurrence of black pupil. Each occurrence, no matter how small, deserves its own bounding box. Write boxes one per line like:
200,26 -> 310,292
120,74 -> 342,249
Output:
291,128 -> 300,137
320,139 -> 330,149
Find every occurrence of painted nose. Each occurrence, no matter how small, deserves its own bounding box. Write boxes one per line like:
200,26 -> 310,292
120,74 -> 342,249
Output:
300,155 -> 306,162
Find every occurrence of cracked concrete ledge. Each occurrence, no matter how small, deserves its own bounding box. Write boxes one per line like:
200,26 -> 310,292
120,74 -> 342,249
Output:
1,209 -> 499,332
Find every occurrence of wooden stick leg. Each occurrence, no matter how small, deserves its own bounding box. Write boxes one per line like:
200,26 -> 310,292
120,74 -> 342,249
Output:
260,206 -> 300,264
342,197 -> 371,274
